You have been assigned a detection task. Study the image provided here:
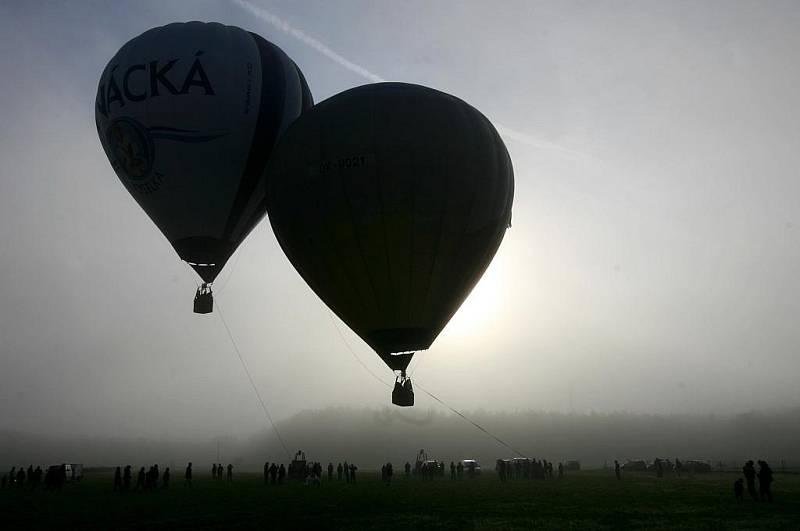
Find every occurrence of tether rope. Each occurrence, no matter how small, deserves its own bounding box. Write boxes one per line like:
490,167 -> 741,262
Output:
216,300 -> 291,459
328,312 -> 528,458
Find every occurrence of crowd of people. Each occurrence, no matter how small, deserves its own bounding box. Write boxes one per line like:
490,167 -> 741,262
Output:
1,464 -> 68,491
258,453 -> 359,487
112,464 -> 173,491
735,460 -> 774,502
0,456 -> 782,504
495,458 -> 558,481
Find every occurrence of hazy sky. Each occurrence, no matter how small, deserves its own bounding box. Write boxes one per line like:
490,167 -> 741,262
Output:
1,0 -> 799,440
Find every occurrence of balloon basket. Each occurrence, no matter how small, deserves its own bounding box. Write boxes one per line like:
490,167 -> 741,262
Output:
193,283 -> 213,314
392,373 -> 414,407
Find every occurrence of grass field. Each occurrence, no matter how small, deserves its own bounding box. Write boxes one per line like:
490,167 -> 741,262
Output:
1,469 -> 798,529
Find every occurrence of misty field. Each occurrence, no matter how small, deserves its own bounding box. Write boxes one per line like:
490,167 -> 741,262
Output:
1,469 -> 799,529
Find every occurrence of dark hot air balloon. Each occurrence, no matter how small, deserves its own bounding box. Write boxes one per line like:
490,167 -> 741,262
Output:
265,83 -> 513,405
96,22 -> 313,312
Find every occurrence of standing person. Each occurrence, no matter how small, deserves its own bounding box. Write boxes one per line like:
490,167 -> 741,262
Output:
113,467 -> 122,492
184,462 -> 193,488
278,464 -> 286,485
16,467 -> 25,488
734,478 -> 744,501
226,464 -> 233,482
337,462 -> 343,481
135,467 -> 146,491
456,461 -> 464,479
450,461 -> 456,480
558,462 -> 564,478
675,458 -> 683,478
212,463 -> 217,479
32,466 -> 42,490
757,461 -> 774,502
405,462 -> 411,477
349,463 -> 357,484
123,465 -> 132,491
7,467 -> 15,488
269,463 -> 277,484
327,462 -> 333,482
344,461 -> 350,483
264,462 -> 269,485
743,461 -> 757,501
614,460 -> 621,480
162,467 -> 170,489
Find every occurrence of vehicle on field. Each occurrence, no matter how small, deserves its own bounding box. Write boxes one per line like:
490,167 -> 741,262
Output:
622,460 -> 648,471
683,460 -> 712,473
461,459 -> 481,477
648,458 -> 674,473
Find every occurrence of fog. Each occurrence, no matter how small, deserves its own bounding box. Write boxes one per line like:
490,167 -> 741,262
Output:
3,407 -> 799,470
1,0 -> 799,447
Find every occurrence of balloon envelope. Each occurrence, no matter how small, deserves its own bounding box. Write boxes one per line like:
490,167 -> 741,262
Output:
266,83 -> 513,370
96,22 -> 313,282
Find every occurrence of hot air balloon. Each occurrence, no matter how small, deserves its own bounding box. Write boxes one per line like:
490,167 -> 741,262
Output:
265,83 -> 513,406
95,22 -> 313,313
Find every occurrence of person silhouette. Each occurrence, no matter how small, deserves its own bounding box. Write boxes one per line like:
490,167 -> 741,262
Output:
743,461 -> 757,501
123,465 -> 132,490
33,466 -> 42,490
269,463 -> 277,484
450,461 -> 456,480
344,461 -> 350,483
337,462 -> 343,481
227,464 -> 233,482
349,463 -> 357,484
264,462 -> 269,484
614,460 -> 621,480
162,467 -> 170,489
184,462 -> 192,487
135,467 -> 146,491
405,462 -> 411,477
328,462 -> 333,482
757,461 -> 773,502
734,478 -> 744,501
278,464 -> 286,484
113,467 -> 122,491
212,463 -> 217,479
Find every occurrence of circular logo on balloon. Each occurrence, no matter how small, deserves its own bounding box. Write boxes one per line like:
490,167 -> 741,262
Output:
105,117 -> 154,184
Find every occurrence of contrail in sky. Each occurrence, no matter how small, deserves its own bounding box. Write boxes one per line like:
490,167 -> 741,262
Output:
232,0 -> 595,159
232,0 -> 384,83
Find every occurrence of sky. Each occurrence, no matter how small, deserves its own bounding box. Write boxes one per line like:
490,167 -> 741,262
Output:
1,0 -> 799,441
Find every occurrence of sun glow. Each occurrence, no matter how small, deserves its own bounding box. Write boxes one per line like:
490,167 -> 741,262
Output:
441,256 -> 505,341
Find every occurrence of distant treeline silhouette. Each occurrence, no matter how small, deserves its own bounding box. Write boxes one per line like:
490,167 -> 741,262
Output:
1,407 -> 798,469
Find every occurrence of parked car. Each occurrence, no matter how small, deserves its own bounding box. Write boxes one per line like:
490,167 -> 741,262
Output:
622,460 -> 648,471
683,460 -> 712,473
461,459 -> 481,476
